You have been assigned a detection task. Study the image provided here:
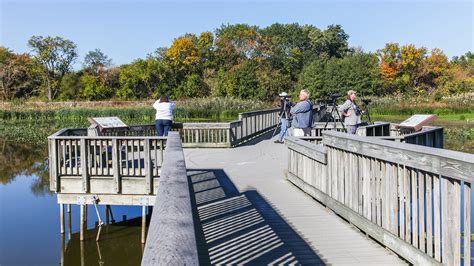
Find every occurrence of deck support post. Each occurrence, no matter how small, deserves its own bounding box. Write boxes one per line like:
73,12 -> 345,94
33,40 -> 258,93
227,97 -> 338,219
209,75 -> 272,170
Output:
80,204 -> 85,241
67,205 -> 72,241
105,205 -> 110,225
141,206 -> 146,244
60,204 -> 65,234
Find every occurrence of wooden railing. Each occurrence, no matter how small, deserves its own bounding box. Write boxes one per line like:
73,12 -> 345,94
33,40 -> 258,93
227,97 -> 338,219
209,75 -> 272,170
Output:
378,126 -> 444,148
48,130 -> 166,195
54,106 -> 326,149
286,131 -> 474,265
142,132 -> 199,265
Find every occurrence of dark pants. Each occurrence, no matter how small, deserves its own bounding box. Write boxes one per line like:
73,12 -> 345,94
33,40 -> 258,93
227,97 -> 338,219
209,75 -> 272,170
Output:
155,119 -> 172,136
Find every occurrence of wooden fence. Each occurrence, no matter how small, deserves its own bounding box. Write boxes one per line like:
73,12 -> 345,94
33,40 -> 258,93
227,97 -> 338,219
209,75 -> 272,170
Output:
48,129 -> 166,195
286,131 -> 474,265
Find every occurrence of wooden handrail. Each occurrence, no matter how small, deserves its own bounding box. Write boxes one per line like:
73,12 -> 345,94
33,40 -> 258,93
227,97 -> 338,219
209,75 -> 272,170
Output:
287,131 -> 473,265
142,132 -> 199,265
322,130 -> 473,182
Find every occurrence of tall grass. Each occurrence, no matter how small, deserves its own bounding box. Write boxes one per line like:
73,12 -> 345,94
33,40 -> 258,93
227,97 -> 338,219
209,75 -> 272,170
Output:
367,93 -> 474,117
0,97 -> 272,145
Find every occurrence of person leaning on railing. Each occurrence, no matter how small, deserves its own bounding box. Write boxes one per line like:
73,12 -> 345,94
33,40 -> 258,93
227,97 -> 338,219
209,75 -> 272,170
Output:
338,90 -> 361,134
153,95 -> 175,136
290,89 -> 313,137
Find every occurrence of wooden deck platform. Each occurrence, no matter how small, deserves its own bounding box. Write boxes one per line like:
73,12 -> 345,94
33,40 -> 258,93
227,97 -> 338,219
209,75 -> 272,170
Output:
183,134 -> 407,265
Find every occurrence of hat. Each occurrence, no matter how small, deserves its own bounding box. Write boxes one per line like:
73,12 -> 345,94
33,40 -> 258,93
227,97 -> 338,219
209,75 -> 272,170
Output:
347,90 -> 357,96
279,92 -> 288,97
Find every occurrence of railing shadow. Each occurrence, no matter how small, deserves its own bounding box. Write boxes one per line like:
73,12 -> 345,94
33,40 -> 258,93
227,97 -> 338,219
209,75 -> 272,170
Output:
188,169 -> 324,265
238,129 -> 276,147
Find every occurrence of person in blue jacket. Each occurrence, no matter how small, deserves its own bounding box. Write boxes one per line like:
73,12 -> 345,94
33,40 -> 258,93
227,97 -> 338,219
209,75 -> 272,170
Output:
290,89 -> 313,137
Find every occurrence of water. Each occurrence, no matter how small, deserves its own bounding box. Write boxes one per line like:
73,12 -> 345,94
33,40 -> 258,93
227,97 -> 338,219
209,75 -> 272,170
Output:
0,142 -> 146,265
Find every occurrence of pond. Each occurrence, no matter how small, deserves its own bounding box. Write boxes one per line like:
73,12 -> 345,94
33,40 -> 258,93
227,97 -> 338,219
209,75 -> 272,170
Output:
0,142 -> 146,265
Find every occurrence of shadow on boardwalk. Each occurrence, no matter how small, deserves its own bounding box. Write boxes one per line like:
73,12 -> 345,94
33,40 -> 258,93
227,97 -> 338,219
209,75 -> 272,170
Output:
188,169 -> 324,265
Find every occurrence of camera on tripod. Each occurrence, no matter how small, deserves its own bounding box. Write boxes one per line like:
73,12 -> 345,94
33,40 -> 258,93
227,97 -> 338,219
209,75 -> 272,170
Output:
362,99 -> 371,105
329,93 -> 342,99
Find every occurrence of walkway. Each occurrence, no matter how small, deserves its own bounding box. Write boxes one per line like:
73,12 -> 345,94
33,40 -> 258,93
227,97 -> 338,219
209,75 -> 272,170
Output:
184,134 -> 407,265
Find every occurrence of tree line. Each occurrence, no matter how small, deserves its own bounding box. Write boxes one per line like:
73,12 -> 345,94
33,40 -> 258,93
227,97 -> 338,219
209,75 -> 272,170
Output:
0,23 -> 472,102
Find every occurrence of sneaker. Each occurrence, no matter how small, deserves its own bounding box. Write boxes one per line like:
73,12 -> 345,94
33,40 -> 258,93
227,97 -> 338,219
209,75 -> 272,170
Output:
274,140 -> 283,144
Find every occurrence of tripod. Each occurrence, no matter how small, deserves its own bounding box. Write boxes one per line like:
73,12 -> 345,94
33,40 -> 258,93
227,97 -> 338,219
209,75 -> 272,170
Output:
272,98 -> 291,139
361,101 -> 373,124
323,98 -> 346,131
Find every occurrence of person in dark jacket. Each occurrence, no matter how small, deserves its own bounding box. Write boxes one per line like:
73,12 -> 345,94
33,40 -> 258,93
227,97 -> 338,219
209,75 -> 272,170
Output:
274,92 -> 292,143
290,89 -> 313,136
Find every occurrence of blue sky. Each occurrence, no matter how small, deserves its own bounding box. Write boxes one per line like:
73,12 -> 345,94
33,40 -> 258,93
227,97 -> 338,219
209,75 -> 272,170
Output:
1,0 -> 472,67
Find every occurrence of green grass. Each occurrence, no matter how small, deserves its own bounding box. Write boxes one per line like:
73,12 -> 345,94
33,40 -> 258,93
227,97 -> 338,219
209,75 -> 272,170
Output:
0,98 -> 273,145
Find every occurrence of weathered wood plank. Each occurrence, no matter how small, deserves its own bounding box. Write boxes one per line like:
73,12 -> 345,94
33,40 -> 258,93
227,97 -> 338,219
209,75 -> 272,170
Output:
80,139 -> 89,193
419,171 -> 425,252
398,164 -> 405,240
322,131 -> 474,183
442,177 -> 461,265
287,172 -> 441,265
144,139 -> 152,194
433,174 -> 441,261
426,173 -> 433,257
142,132 -> 199,265
464,182 -> 471,266
412,169 -> 418,249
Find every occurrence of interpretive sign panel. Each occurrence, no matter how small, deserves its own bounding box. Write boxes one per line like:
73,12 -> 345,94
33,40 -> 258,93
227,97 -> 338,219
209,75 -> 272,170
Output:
398,114 -> 437,131
88,117 -> 129,132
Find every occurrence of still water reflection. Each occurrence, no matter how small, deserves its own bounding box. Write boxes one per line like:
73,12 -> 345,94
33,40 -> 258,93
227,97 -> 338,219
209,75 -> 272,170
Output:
0,141 -> 146,265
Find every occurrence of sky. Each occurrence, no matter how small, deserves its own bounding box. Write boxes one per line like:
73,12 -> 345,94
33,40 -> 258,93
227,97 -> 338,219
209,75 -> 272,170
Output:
1,0 -> 473,68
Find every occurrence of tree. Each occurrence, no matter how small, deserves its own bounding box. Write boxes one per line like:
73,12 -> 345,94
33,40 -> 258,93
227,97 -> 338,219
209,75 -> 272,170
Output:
260,23 -> 310,79
0,47 -> 44,100
166,35 -> 200,71
306,24 -> 349,60
419,48 -> 449,94
28,36 -> 78,100
377,43 -> 401,81
118,57 -> 168,99
84,49 -> 112,74
297,52 -> 380,98
82,74 -> 114,100
400,44 -> 427,89
215,24 -> 260,69
59,72 -> 84,100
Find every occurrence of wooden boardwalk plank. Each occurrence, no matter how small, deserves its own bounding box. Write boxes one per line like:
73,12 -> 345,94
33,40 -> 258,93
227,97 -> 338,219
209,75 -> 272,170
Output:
184,137 -> 407,265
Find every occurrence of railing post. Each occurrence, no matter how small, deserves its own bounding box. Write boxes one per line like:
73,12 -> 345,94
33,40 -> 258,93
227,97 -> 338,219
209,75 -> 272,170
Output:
226,127 -> 231,148
441,177 -> 461,264
144,139 -> 152,194
80,138 -> 89,193
49,138 -> 59,192
112,139 -> 121,193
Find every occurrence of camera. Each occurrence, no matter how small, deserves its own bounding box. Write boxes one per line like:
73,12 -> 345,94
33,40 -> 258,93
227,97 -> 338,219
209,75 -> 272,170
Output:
329,93 -> 342,98
362,99 -> 371,105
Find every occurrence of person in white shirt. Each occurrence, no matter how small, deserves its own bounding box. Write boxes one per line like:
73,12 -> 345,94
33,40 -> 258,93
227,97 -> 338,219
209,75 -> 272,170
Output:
153,95 -> 175,136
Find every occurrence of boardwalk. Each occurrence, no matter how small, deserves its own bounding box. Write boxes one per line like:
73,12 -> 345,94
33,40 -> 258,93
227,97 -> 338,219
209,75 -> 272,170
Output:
184,133 -> 407,265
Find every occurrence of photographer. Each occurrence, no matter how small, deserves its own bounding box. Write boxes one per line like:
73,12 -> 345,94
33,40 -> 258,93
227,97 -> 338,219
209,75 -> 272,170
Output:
274,92 -> 292,144
290,89 -> 313,137
338,90 -> 361,134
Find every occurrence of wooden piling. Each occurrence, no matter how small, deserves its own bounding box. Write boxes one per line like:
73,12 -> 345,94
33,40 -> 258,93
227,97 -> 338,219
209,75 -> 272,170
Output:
141,206 -> 146,244
80,204 -> 85,241
84,204 -> 88,226
60,204 -> 65,234
67,206 -> 72,241
105,205 -> 110,225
